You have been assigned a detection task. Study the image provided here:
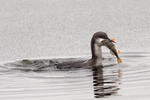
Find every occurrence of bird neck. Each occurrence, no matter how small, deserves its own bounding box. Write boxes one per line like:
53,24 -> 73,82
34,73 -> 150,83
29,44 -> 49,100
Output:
91,38 -> 103,66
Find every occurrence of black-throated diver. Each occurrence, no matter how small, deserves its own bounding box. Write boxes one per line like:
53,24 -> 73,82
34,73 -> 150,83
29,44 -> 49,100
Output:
9,31 -> 122,70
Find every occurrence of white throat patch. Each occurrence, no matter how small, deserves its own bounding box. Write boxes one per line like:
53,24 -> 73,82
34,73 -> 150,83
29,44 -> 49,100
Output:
93,38 -> 104,66
94,43 -> 102,66
94,38 -> 104,58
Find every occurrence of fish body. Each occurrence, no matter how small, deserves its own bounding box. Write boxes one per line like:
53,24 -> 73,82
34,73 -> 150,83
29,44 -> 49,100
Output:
102,40 -> 122,63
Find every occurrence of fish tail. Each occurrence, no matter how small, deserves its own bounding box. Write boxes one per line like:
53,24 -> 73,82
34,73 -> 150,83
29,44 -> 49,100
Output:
117,58 -> 122,64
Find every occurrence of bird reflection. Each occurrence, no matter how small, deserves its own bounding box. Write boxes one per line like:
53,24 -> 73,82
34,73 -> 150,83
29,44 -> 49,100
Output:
92,65 -> 122,98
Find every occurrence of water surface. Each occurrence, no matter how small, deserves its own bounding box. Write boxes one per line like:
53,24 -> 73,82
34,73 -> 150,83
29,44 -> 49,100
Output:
0,52 -> 150,100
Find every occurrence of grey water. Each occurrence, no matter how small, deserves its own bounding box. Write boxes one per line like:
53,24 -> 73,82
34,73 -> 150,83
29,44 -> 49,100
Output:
0,0 -> 150,100
1,53 -> 150,100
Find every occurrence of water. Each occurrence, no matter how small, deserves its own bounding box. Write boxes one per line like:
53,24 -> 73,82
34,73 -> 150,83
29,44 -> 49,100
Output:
0,53 -> 150,100
0,0 -> 150,100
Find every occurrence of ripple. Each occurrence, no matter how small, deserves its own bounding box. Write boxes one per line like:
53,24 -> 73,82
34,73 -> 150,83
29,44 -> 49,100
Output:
0,53 -> 150,99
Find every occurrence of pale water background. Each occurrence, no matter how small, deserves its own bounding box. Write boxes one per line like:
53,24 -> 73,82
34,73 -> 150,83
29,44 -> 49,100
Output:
0,0 -> 150,100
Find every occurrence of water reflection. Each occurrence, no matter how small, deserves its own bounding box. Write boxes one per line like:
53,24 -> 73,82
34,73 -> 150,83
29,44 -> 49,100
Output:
92,65 -> 122,98
2,59 -> 123,99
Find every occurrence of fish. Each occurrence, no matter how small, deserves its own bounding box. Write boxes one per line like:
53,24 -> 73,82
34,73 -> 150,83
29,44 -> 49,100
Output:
102,39 -> 122,64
